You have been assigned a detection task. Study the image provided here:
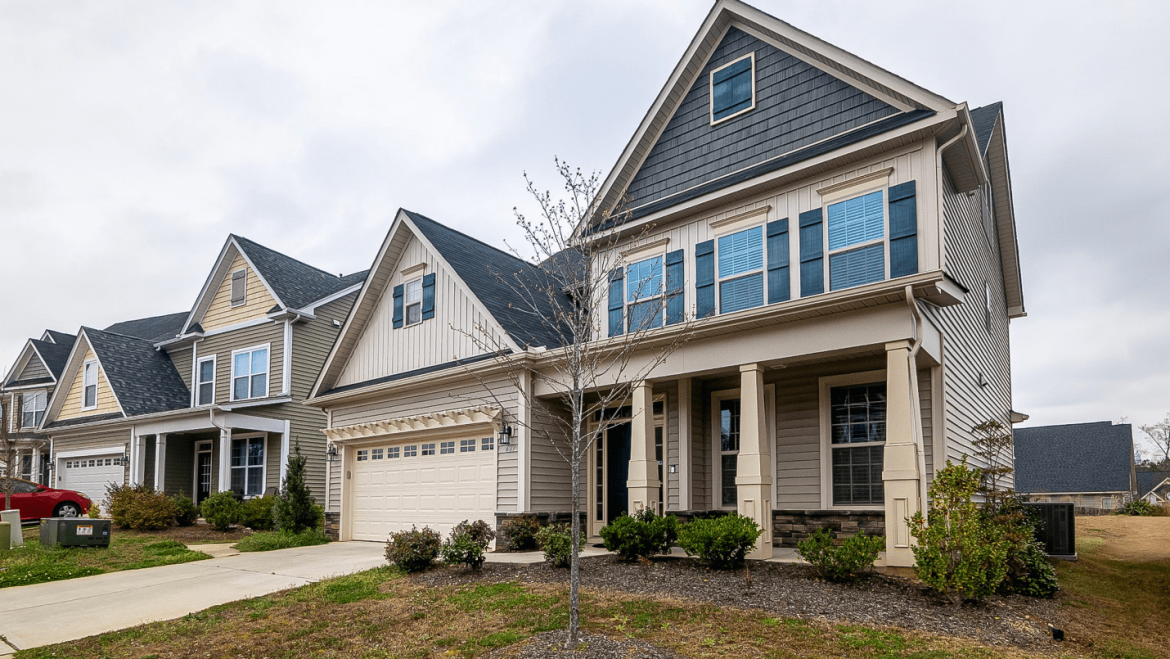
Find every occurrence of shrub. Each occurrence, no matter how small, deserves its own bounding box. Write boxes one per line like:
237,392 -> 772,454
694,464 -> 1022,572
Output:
910,459 -> 1011,603
201,491 -> 240,531
236,529 -> 330,552
499,515 -> 541,551
1116,499 -> 1157,516
274,444 -> 318,534
797,528 -> 884,582
986,497 -> 1058,598
86,500 -> 102,519
440,519 -> 496,570
385,526 -> 441,572
599,509 -> 678,561
536,523 -> 583,568
172,494 -> 199,527
239,495 -> 277,531
105,483 -> 176,530
105,483 -> 146,528
677,514 -> 763,569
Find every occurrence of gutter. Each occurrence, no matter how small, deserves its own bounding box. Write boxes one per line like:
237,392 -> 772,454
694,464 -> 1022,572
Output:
905,285 -> 929,506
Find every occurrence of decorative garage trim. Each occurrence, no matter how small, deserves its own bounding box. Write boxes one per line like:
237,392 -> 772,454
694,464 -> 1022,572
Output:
324,405 -> 501,443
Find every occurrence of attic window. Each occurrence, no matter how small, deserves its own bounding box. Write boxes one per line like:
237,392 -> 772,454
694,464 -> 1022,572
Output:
82,360 -> 98,410
404,278 -> 423,326
230,269 -> 247,307
710,53 -> 755,124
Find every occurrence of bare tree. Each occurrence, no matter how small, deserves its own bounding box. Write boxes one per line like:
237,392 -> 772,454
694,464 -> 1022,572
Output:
971,419 -> 1014,510
1,395 -> 17,511
1139,414 -> 1170,468
459,159 -> 691,648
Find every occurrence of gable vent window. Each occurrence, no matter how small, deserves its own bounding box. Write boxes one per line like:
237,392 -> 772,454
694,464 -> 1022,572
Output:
21,391 -> 46,428
82,360 -> 98,410
230,269 -> 247,307
710,53 -> 755,124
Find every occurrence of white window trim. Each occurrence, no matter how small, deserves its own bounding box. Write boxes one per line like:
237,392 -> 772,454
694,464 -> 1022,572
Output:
192,440 -> 213,502
403,277 -> 423,327
230,268 -> 248,308
229,432 -> 267,499
713,219 -> 768,315
822,177 -> 893,291
709,385 -> 775,511
709,52 -> 756,126
586,396 -> 666,535
624,248 -> 668,331
195,355 -> 217,407
229,343 -> 271,402
21,391 -> 46,429
818,369 -> 887,511
81,360 -> 99,411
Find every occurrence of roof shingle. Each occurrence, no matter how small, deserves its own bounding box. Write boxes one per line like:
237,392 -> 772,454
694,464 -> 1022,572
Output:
1014,422 -> 1134,494
233,235 -> 366,310
83,327 -> 190,418
970,102 -> 1002,156
105,312 -> 189,344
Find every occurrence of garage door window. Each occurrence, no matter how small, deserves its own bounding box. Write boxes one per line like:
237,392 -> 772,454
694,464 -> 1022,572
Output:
482,437 -> 494,451
231,437 -> 265,497
440,441 -> 455,455
356,450 -> 368,461
387,446 -> 400,459
371,448 -> 384,460
460,439 -> 476,453
404,445 -> 417,457
422,443 -> 435,456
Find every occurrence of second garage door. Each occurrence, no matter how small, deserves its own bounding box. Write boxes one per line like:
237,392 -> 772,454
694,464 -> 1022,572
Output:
57,453 -> 125,505
350,437 -> 496,542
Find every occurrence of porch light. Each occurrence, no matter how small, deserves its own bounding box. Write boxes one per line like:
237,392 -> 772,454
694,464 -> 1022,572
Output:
498,425 -> 513,445
325,444 -> 339,462
114,452 -> 129,466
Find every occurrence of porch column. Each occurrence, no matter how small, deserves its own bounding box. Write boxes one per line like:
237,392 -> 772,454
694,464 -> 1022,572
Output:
31,449 -> 41,485
627,382 -> 660,514
737,364 -> 772,559
882,340 -> 925,567
130,430 -> 147,486
218,427 -> 232,494
153,434 -> 167,493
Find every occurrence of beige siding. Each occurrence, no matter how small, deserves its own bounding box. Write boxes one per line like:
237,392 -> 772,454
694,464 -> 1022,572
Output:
194,322 -> 284,406
659,383 -> 680,511
168,344 -> 194,393
689,381 -> 709,510
919,368 -> 934,483
529,398 -> 573,512
201,254 -> 279,331
334,235 -> 510,388
16,355 -> 50,381
58,347 -> 122,421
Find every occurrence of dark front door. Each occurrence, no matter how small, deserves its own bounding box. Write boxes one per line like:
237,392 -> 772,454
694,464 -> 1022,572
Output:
606,423 -> 631,523
196,452 -> 212,504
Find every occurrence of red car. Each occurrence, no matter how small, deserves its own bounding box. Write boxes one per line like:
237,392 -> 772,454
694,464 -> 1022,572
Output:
1,478 -> 92,522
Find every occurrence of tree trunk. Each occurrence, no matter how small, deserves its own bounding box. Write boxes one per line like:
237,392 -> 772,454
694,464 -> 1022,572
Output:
567,440 -> 581,648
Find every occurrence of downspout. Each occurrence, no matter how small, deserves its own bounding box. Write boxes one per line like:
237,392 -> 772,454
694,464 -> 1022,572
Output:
905,285 -> 929,507
934,123 -> 968,271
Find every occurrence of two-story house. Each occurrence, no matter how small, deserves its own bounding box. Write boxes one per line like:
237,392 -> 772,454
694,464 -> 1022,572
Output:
306,0 -> 1024,567
40,235 -> 365,509
2,330 -> 75,485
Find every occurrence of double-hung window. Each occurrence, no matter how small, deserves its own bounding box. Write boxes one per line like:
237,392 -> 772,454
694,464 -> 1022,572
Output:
827,190 -> 885,291
82,361 -> 98,409
21,391 -> 46,428
626,255 -> 664,332
230,436 -> 264,497
828,382 -> 886,506
404,278 -> 423,326
710,53 -> 755,124
196,357 -> 215,406
232,346 -> 269,401
717,226 -> 764,313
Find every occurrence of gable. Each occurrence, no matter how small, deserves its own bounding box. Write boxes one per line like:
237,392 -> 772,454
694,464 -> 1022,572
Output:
200,253 -> 279,332
15,352 -> 51,382
57,346 -> 122,421
624,27 -> 899,215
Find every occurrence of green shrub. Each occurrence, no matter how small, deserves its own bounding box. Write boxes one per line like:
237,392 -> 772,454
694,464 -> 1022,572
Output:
536,523 -> 583,568
1116,499 -> 1157,516
172,494 -> 199,527
385,526 -> 441,572
599,509 -> 678,561
440,519 -> 496,570
677,514 -> 763,569
236,529 -> 330,552
86,501 -> 102,519
1009,539 -> 1059,598
499,515 -> 541,551
986,497 -> 1058,598
105,484 -> 176,530
105,483 -> 148,528
910,459 -> 1011,603
797,528 -> 884,582
274,444 -> 318,534
239,495 -> 276,531
200,491 -> 240,531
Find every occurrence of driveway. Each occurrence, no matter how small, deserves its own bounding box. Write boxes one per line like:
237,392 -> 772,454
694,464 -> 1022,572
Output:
0,540 -> 387,655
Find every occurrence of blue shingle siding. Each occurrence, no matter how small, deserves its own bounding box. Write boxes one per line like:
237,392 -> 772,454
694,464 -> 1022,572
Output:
624,27 -> 899,212
1014,422 -> 1135,494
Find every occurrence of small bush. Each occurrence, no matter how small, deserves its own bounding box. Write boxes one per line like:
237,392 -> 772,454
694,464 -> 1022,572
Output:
105,484 -> 176,531
1009,539 -> 1059,598
86,501 -> 102,519
440,519 -> 496,570
105,483 -> 147,528
599,509 -> 678,560
536,523 -> 583,568
1116,499 -> 1157,516
172,494 -> 199,527
499,515 -> 541,551
385,526 -> 441,572
988,497 -> 1058,598
677,514 -> 763,569
239,495 -> 277,531
200,491 -> 240,531
274,444 -> 319,534
797,528 -> 884,582
236,529 -> 330,552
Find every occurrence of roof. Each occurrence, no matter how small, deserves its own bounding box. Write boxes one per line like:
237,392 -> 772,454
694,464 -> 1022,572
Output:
1014,422 -> 1135,494
43,330 -> 76,346
1138,471 -> 1170,497
970,102 -> 1002,156
233,235 -> 366,310
83,327 -> 190,418
29,339 -> 72,379
104,312 -> 189,344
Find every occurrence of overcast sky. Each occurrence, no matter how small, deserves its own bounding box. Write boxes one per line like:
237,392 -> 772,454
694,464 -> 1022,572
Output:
2,1 -> 1167,454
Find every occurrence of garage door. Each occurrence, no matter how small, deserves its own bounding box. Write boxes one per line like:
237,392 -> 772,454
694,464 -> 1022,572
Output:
350,437 -> 496,542
57,453 -> 124,505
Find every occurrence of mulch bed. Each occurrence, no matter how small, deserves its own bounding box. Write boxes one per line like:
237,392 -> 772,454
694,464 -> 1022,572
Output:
414,555 -> 1063,652
490,630 -> 682,658
119,522 -> 245,543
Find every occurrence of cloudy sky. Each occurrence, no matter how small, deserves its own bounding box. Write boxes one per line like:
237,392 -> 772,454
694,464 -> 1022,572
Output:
1,1 -> 1167,453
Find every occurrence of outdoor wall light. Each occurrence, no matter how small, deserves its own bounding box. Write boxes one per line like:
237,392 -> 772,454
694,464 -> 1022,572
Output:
325,444 -> 339,462
498,425 -> 513,445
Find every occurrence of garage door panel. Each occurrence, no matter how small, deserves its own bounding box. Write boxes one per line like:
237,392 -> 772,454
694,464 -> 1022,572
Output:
58,453 -> 124,505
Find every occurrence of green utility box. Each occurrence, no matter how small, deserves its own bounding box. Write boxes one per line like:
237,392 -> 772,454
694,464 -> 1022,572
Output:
40,518 -> 111,548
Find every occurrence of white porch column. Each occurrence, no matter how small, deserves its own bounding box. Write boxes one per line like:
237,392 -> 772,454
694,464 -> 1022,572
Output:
278,420 -> 291,487
31,449 -> 41,485
882,340 -> 925,567
737,364 -> 773,559
153,434 -> 167,493
130,430 -> 148,486
218,427 -> 232,494
627,382 -> 660,514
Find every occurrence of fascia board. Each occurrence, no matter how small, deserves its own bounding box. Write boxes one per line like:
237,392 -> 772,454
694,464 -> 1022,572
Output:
41,330 -> 90,427
181,237 -> 235,335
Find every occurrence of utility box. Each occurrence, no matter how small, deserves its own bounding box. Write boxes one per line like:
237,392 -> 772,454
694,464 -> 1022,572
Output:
39,518 -> 111,548
1023,502 -> 1076,560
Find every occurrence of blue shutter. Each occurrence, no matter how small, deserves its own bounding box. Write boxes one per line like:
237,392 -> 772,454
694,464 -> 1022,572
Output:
888,181 -> 918,278
798,208 -> 824,297
766,218 -> 790,304
607,269 -> 624,337
421,273 -> 436,320
712,57 -> 753,121
665,249 -> 685,325
392,284 -> 404,329
830,244 -> 885,291
695,240 -> 715,318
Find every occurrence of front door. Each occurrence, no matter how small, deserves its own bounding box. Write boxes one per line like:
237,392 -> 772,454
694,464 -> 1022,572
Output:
606,423 -> 631,523
196,451 -> 212,504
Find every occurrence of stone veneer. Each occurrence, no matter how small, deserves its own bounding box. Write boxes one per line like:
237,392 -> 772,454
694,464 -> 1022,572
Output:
771,509 -> 885,547
323,511 -> 341,541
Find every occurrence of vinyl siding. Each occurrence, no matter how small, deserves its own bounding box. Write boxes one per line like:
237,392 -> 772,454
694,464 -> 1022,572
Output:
660,383 -> 680,511
58,347 -> 122,421
529,398 -> 572,512
201,254 -> 279,332
194,322 -> 284,406
48,428 -> 131,488
689,381 -> 710,510
168,344 -> 194,393
163,435 -> 196,497
16,356 -> 50,381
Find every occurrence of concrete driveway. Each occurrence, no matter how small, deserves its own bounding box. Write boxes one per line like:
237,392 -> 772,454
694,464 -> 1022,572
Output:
0,541 -> 387,655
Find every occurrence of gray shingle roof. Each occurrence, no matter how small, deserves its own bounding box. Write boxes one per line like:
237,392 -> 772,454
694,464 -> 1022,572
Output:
83,327 -> 190,418
43,330 -> 76,346
970,102 -> 1002,156
104,312 -> 189,344
233,235 -> 366,310
1138,471 -> 1170,497
1014,422 -> 1134,494
31,339 -> 72,379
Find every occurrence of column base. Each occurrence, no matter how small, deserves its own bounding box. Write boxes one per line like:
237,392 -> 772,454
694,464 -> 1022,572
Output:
882,478 -> 919,567
627,484 -> 659,515
736,482 -> 773,559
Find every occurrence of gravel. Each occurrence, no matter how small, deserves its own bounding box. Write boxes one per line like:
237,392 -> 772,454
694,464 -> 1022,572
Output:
489,630 -> 682,659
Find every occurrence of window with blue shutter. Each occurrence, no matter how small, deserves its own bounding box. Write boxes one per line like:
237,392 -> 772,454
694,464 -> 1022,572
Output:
766,219 -> 790,304
607,269 -> 624,337
421,273 -> 436,320
665,249 -> 685,325
711,54 -> 754,122
626,255 -> 664,332
717,226 -> 764,314
827,190 -> 886,291
888,181 -> 918,278
798,209 -> 824,297
695,240 -> 715,318
392,284 -> 404,329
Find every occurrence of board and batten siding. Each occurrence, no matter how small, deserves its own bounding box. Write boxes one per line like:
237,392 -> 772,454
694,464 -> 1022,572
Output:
201,254 -> 279,332
16,356 -> 50,381
334,234 -> 511,388
194,322 -> 284,406
689,381 -> 710,510
58,347 -> 122,421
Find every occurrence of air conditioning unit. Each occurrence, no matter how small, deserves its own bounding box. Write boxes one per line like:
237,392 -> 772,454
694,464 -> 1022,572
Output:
39,518 -> 111,548
1023,502 -> 1076,560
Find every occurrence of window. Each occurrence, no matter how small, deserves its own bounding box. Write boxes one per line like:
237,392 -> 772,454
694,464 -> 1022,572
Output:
231,346 -> 269,400
626,256 -> 664,331
717,226 -> 764,313
1101,497 -> 1114,510
655,425 -> 664,513
82,360 -> 98,409
827,191 -> 885,291
356,449 -> 369,461
371,448 -> 384,460
230,269 -> 247,307
421,443 -> 435,456
718,398 -> 741,507
460,439 -> 476,453
481,437 -> 494,451
710,53 -> 754,123
21,391 -> 46,428
196,357 -> 215,406
829,382 -> 886,506
403,445 -> 417,457
387,446 -> 400,459
0,479 -> 37,494
404,278 -> 423,326
440,441 -> 455,455
230,436 -> 265,497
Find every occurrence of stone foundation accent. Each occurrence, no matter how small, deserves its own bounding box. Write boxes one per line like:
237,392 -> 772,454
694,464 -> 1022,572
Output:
323,511 -> 341,541
771,509 -> 884,547
494,511 -> 587,550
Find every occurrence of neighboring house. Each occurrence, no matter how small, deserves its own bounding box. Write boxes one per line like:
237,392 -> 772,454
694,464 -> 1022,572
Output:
1,330 -> 75,484
1137,470 -> 1170,505
39,235 -> 365,508
1014,422 -> 1138,511
306,0 -> 1025,567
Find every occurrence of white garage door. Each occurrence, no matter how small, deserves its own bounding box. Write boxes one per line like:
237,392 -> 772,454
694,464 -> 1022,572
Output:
350,437 -> 496,542
57,453 -> 124,505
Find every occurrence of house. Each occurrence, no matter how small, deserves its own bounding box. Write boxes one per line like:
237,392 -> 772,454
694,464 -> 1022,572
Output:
1137,470 -> 1170,505
1014,422 -> 1138,511
39,235 -> 365,508
306,0 -> 1025,567
1,330 -> 75,484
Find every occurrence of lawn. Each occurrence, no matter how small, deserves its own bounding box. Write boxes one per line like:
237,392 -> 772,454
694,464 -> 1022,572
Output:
0,525 -> 210,588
